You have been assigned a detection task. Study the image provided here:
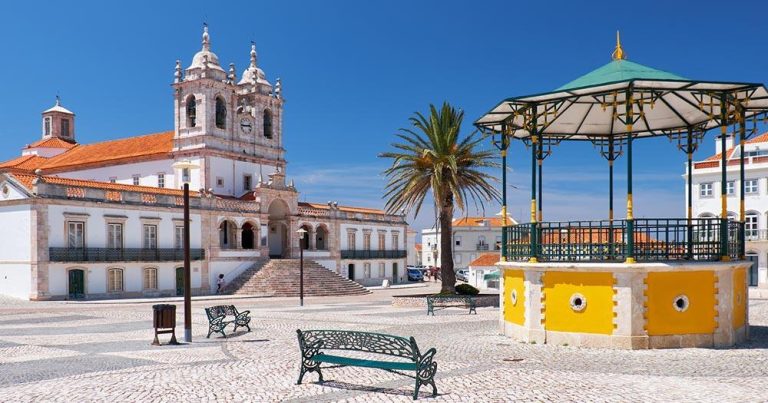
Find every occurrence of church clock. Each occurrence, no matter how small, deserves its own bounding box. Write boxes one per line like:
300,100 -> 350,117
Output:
240,118 -> 253,134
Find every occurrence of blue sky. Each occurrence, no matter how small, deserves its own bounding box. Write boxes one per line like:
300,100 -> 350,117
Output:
1,0 -> 766,232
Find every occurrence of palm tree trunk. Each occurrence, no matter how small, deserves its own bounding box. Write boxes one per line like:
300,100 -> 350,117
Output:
439,193 -> 456,293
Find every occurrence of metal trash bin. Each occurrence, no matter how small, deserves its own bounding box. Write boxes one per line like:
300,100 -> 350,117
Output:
152,304 -> 180,345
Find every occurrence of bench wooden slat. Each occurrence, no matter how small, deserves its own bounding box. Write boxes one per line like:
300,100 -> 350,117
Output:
313,354 -> 417,371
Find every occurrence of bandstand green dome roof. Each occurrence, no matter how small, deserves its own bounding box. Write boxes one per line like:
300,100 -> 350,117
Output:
556,59 -> 686,91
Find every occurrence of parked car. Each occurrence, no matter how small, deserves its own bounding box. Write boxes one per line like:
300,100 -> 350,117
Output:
456,269 -> 469,282
407,268 -> 424,281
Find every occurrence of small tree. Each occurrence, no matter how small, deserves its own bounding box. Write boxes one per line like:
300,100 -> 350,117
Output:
381,102 -> 499,293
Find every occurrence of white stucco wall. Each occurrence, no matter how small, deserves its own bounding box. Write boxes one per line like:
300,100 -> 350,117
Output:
208,156 -> 276,197
0,205 -> 32,299
47,205 -> 202,249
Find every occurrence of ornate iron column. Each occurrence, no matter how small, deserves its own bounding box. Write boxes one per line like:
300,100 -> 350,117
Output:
530,106 -> 539,263
738,104 -> 746,259
720,93 -> 730,261
495,123 -> 510,261
625,90 -> 635,264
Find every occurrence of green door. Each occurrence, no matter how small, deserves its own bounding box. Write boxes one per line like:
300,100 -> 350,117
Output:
176,267 -> 184,296
68,269 -> 84,299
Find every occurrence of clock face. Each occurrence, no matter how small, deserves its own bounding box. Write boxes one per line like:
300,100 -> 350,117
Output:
240,118 -> 253,133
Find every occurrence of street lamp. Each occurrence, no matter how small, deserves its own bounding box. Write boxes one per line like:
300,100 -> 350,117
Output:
171,159 -> 198,343
296,228 -> 307,307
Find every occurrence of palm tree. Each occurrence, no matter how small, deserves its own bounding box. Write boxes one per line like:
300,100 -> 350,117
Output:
381,102 -> 500,293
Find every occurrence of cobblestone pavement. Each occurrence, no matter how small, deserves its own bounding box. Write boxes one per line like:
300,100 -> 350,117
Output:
1,287 -> 768,402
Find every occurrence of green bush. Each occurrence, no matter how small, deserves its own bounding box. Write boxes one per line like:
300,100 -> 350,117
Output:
455,284 -> 479,295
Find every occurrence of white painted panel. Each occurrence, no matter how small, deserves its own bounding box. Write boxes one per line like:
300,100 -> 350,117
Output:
0,264 -> 31,299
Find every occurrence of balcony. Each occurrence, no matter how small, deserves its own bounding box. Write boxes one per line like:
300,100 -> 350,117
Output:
476,243 -> 490,251
49,247 -> 205,263
340,250 -> 407,259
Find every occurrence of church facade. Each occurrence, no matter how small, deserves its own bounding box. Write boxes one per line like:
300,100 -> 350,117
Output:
0,27 -> 407,300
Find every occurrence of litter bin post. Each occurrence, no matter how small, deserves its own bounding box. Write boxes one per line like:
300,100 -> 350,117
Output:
152,304 -> 180,346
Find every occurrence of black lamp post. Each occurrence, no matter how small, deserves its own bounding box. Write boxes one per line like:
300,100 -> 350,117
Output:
297,228 -> 307,307
172,160 -> 197,343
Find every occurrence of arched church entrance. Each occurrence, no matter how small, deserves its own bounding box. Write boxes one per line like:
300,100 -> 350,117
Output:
268,199 -> 289,258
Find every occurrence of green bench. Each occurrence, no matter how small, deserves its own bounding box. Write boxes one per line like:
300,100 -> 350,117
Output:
426,295 -> 477,315
296,329 -> 438,400
204,305 -> 251,338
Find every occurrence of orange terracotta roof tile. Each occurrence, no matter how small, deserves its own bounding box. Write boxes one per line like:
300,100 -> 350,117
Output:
452,216 -> 515,227
38,131 -> 174,172
0,155 -> 48,171
26,137 -> 77,149
298,201 -> 387,215
702,132 -> 768,162
415,243 -> 422,251
469,253 -> 501,267
9,172 -> 199,197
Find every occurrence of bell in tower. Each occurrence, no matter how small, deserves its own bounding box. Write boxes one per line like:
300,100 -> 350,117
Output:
41,96 -> 76,142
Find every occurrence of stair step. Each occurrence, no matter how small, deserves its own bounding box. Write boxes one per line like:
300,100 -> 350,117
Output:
226,258 -> 369,297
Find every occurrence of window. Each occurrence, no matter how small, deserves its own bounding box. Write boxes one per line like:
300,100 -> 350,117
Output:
186,96 -> 197,127
746,179 -> 759,194
109,177 -> 117,183
175,226 -> 184,249
143,268 -> 158,290
746,214 -> 759,240
378,232 -> 386,250
495,235 -> 502,250
158,173 -> 165,188
68,221 -> 85,248
363,232 -> 371,251
392,233 -> 399,249
215,96 -> 227,129
727,180 -> 735,196
364,263 -> 371,278
44,117 -> 51,136
132,175 -> 140,186
243,174 -> 252,191
107,268 -> 124,292
143,225 -> 158,249
700,182 -> 713,197
61,119 -> 70,137
216,177 -> 224,187
182,168 -> 190,183
263,109 -> 273,139
378,262 -> 385,277
455,236 -> 462,246
107,223 -> 123,249
456,254 -> 462,264
347,232 -> 356,250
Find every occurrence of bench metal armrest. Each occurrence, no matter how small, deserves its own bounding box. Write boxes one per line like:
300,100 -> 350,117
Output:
302,339 -> 324,359
209,315 -> 226,325
416,348 -> 438,380
235,310 -> 251,321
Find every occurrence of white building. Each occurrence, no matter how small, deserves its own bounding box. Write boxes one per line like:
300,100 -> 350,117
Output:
689,133 -> 768,288
420,216 -> 516,270
467,253 -> 500,290
0,27 -> 406,300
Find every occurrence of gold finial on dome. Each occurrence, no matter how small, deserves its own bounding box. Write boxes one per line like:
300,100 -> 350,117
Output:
611,30 -> 626,61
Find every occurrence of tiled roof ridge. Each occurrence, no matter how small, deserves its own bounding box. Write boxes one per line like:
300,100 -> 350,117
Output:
8,172 -> 199,197
703,132 -> 768,162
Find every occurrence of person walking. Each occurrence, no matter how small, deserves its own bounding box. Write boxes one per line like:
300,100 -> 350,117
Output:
216,274 -> 225,294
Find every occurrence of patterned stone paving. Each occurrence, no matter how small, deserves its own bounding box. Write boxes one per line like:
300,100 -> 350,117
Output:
1,287 -> 768,402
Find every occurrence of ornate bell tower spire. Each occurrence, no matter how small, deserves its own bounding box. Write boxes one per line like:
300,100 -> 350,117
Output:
40,96 -> 76,142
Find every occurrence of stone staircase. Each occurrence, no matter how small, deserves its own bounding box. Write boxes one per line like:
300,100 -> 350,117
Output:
226,259 -> 370,297
222,259 -> 269,294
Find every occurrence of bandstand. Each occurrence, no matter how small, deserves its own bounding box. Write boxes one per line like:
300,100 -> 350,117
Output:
475,34 -> 768,349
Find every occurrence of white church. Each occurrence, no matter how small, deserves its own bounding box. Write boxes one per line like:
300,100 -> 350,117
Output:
0,26 -> 407,300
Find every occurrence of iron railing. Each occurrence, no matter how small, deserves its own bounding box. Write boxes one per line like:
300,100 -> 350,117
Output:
49,247 -> 205,263
503,218 -> 743,263
476,243 -> 490,251
340,250 -> 407,259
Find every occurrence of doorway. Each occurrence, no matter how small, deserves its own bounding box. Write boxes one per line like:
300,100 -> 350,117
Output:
176,267 -> 184,296
348,264 -> 355,280
748,254 -> 759,287
392,263 -> 398,284
68,269 -> 85,299
267,199 -> 289,258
